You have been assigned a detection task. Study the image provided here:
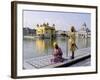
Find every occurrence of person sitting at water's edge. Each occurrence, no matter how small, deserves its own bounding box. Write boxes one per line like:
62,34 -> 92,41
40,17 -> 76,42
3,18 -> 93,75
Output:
51,42 -> 64,63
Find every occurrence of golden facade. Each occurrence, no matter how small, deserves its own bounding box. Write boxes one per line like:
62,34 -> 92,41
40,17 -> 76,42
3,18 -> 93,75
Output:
36,23 -> 56,38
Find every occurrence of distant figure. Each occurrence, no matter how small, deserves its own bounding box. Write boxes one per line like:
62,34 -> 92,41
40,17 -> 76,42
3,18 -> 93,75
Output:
51,42 -> 64,63
68,26 -> 78,59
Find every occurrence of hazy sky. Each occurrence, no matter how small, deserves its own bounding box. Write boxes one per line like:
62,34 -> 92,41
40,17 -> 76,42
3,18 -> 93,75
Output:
23,10 -> 91,31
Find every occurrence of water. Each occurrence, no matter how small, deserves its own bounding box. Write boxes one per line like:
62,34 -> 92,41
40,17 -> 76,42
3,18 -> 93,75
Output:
23,37 -> 90,60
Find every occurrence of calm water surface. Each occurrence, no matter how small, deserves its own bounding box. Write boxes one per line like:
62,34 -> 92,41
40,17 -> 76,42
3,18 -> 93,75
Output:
23,37 -> 90,59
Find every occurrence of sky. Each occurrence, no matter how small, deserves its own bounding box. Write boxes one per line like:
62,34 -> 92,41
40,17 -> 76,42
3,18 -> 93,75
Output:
23,10 -> 91,31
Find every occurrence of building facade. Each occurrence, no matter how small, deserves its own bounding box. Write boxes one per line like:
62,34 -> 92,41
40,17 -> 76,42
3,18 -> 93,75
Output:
36,23 -> 56,39
77,23 -> 91,38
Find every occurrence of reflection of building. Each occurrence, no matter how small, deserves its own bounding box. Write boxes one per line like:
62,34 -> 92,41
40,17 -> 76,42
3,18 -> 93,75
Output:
77,23 -> 91,38
35,39 -> 56,54
36,39 -> 45,53
36,23 -> 56,39
23,27 -> 36,36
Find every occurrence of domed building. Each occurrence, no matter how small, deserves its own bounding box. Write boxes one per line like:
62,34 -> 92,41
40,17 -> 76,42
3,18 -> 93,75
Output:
78,23 -> 91,38
36,23 -> 56,39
